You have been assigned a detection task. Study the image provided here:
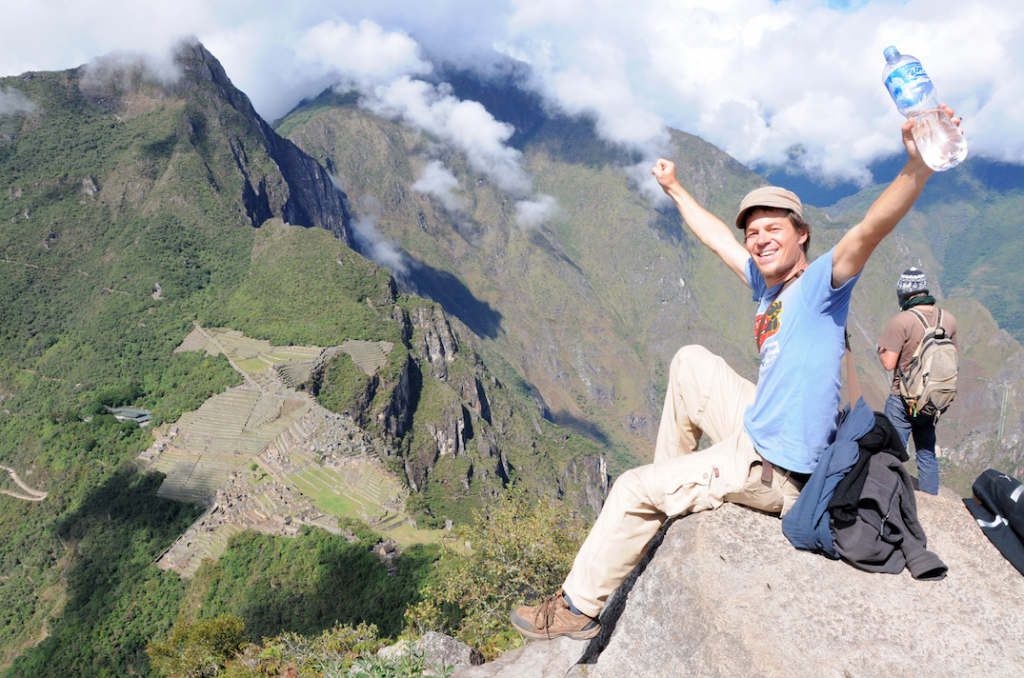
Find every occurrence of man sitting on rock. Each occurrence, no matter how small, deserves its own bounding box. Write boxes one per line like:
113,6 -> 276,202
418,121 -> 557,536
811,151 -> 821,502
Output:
511,107 -> 962,640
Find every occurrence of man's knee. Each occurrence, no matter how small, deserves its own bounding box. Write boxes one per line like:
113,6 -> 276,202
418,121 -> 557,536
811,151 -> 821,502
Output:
610,466 -> 649,499
603,465 -> 675,516
670,345 -> 718,382
672,344 -> 714,366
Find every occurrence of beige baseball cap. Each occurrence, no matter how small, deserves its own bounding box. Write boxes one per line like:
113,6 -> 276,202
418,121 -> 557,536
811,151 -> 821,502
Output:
735,186 -> 803,229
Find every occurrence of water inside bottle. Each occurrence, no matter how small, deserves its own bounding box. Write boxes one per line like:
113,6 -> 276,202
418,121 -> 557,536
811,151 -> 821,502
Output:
910,109 -> 968,172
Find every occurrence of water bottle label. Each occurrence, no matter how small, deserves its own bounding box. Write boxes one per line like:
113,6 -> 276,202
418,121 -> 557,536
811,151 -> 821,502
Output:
885,62 -> 935,111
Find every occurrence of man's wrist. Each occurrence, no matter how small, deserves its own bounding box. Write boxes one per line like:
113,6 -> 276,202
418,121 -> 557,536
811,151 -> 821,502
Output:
903,157 -> 934,181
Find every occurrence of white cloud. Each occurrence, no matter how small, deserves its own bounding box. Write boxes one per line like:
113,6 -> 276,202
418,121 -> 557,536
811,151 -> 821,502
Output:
2,0 -> 1024,183
515,194 -> 559,229
412,160 -> 465,212
0,87 -> 36,117
79,49 -> 182,97
364,76 -> 533,196
502,0 -> 1024,179
343,190 -> 410,275
295,19 -> 431,86
624,158 -> 673,208
351,214 -> 409,275
549,69 -> 667,150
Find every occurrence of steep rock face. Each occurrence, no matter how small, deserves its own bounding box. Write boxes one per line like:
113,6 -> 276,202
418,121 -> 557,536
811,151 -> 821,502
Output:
410,304 -> 459,381
425,399 -> 468,459
559,455 -> 609,518
457,491 -> 1024,677
390,303 -> 611,517
169,40 -> 354,244
373,352 -> 415,441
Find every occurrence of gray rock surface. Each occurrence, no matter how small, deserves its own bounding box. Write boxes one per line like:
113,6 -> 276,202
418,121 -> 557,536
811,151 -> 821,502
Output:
457,489 -> 1024,677
380,631 -> 484,670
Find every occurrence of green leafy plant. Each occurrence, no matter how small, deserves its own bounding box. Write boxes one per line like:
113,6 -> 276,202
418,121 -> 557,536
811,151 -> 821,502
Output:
224,622 -> 385,677
350,650 -> 453,678
405,489 -> 588,658
146,613 -> 247,678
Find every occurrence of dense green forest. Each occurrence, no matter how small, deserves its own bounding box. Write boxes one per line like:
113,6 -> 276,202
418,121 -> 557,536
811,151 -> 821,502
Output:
190,524 -> 438,642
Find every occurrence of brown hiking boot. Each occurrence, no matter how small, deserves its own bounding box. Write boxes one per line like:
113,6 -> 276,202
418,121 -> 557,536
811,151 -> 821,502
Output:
510,590 -> 600,640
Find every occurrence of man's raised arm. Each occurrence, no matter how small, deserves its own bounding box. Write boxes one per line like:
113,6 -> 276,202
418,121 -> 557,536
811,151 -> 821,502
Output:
652,159 -> 750,286
831,105 -> 962,288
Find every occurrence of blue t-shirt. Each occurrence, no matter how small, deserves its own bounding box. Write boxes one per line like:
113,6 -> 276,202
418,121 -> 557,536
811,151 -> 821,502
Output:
742,248 -> 860,474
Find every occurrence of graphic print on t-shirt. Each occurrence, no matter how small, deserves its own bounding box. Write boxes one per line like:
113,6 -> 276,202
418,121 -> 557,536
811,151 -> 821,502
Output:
755,299 -> 783,352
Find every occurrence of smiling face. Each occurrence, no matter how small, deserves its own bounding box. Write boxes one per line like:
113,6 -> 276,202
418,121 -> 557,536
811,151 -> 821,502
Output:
743,207 -> 809,288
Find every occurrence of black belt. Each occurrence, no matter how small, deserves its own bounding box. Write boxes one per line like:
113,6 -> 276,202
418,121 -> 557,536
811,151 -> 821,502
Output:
760,457 -> 811,487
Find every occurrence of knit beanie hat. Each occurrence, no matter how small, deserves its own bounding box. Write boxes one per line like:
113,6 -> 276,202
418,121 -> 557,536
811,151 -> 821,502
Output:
897,267 -> 929,308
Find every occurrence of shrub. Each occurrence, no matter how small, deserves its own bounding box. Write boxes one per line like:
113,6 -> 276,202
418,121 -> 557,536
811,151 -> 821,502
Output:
217,622 -> 385,678
404,489 -> 589,658
146,613 -> 247,678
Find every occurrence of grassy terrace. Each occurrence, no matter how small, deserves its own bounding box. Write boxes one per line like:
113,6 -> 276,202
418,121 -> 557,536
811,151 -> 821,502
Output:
151,451 -> 252,503
150,328 -> 324,503
280,454 -> 442,547
341,339 -> 393,375
158,519 -> 245,578
147,327 -> 443,573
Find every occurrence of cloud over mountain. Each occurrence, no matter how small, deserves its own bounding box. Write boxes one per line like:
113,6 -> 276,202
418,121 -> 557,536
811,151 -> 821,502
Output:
363,76 -> 533,196
3,0 -> 1023,185
0,86 -> 36,117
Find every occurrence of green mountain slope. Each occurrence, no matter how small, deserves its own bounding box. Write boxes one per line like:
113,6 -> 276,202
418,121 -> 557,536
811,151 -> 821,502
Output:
279,95 -> 769,472
0,43 -> 607,675
824,158 -> 1024,342
278,82 -> 1024,488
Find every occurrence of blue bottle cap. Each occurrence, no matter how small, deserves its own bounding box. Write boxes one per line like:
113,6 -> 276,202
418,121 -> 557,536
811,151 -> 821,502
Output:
883,46 -> 900,62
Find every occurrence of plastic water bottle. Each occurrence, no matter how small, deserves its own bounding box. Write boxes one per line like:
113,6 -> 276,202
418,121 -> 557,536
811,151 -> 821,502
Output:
882,46 -> 967,172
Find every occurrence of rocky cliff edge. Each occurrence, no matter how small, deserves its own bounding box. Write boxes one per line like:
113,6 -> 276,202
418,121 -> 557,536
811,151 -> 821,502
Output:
454,488 -> 1024,677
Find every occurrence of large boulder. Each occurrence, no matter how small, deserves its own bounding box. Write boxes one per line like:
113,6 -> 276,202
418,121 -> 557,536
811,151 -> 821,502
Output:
456,488 -> 1024,677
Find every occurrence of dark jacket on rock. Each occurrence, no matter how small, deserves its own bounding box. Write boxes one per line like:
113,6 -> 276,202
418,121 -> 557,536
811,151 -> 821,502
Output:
829,412 -> 908,523
964,469 -> 1024,576
782,398 -> 875,558
833,453 -> 947,580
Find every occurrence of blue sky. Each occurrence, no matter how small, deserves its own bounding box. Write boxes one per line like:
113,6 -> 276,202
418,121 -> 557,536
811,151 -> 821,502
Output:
1,0 -> 1021,189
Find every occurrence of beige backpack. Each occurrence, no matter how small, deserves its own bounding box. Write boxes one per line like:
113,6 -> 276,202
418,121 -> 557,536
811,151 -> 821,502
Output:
898,309 -> 958,420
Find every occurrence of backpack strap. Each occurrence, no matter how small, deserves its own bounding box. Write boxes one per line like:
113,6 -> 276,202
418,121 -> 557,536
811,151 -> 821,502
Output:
909,307 -> 931,330
845,329 -> 862,406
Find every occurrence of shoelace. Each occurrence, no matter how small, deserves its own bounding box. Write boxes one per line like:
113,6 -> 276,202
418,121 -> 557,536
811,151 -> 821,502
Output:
533,591 -> 567,630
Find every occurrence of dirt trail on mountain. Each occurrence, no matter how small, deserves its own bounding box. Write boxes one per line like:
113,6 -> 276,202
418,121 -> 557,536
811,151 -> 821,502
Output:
0,465 -> 47,501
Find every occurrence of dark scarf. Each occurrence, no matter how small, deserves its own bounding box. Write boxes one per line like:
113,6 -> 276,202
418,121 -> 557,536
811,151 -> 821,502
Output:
902,294 -> 936,312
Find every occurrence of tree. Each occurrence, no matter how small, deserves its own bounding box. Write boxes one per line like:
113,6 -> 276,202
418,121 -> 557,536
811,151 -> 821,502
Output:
405,490 -> 589,657
146,614 -> 246,678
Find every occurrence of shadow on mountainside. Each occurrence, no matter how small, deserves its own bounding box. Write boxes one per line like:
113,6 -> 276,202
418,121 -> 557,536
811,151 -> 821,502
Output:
7,467 -> 204,678
209,528 -> 435,643
399,260 -> 503,340
547,410 -> 611,448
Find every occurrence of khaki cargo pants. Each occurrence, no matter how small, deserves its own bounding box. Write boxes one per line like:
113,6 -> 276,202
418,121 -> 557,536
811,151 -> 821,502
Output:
562,345 -> 805,617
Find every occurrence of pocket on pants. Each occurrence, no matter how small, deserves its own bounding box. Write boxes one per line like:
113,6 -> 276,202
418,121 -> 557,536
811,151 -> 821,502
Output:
724,461 -> 785,514
661,463 -> 722,517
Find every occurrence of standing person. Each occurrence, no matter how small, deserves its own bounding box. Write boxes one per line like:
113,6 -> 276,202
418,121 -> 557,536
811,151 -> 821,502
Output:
877,268 -> 958,495
510,106 -> 962,640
